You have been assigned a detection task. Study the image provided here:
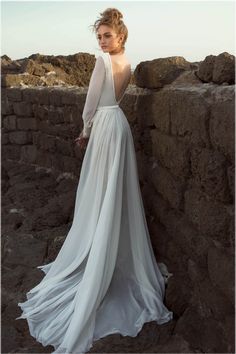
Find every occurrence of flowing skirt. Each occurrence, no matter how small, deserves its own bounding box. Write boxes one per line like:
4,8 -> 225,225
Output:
16,104 -> 173,354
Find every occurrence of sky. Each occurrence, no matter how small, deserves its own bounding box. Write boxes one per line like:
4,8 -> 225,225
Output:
1,0 -> 235,69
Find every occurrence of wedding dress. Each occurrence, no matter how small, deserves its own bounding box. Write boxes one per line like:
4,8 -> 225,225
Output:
16,51 -> 173,354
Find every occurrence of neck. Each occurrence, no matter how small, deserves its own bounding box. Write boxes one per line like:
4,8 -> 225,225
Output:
109,47 -> 125,55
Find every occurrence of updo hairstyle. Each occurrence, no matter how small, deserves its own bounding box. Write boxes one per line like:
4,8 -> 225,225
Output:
90,8 -> 128,50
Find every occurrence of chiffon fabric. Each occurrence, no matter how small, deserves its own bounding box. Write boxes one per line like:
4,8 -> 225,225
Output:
16,52 -> 173,354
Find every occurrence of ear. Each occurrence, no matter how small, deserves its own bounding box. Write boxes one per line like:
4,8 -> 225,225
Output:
119,34 -> 123,41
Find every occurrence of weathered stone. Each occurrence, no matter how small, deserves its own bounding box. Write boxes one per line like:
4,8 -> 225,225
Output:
1,52 -> 97,87
210,85 -> 235,162
6,87 -> 22,101
207,245 -> 234,305
150,91 -> 170,133
3,233 -> 47,267
48,107 -> 65,123
197,52 -> 235,84
49,89 -> 63,106
17,117 -> 37,130
172,69 -> 202,85
55,138 -> 74,156
62,155 -> 80,174
169,85 -> 212,147
190,147 -> 231,203
134,56 -> 191,88
2,145 -> 21,160
21,58 -> 46,76
20,145 -> 37,163
165,273 -> 194,317
148,333 -> 196,353
134,91 -> 153,128
2,73 -> 43,87
1,96 -> 14,115
2,132 -> 9,144
8,131 -> 32,144
159,208 -> 210,266
190,276 -> 234,320
22,87 -> 49,104
13,101 -> 33,116
151,163 -> 184,209
1,324 -> 23,353
39,134 -> 57,152
213,52 -> 235,84
151,130 -> 190,178
33,103 -> 49,120
174,305 -> 230,353
197,54 -> 216,82
227,164 -> 235,200
120,92 -> 138,123
3,115 -> 17,130
184,187 -> 231,244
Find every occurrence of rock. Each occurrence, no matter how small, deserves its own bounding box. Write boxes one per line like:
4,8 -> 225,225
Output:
2,232 -> 47,268
134,56 -> 192,88
190,275 -> 234,319
210,85 -> 235,163
165,272 -> 194,317
213,52 -> 235,84
174,305 -> 230,353
1,52 -> 97,87
196,54 -> 216,82
196,52 -> 235,84
190,147 -> 231,203
207,245 -> 234,305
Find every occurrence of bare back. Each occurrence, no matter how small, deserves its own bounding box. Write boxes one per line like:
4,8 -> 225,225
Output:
109,53 -> 131,103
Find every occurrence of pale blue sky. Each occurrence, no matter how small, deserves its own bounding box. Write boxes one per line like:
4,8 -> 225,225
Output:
1,0 -> 235,69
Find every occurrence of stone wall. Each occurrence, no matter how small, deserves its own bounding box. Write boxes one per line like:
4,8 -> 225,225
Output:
131,52 -> 235,353
1,51 -> 235,353
2,86 -> 90,175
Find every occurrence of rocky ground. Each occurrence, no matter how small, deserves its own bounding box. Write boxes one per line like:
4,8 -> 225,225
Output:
1,53 -> 136,88
1,159 -> 198,354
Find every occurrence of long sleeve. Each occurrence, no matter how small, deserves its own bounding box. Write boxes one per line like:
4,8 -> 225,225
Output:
81,55 -> 106,138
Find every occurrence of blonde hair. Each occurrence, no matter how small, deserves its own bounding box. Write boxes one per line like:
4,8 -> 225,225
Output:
90,8 -> 128,50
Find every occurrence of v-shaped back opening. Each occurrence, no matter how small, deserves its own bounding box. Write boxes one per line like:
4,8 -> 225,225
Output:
107,52 -> 131,104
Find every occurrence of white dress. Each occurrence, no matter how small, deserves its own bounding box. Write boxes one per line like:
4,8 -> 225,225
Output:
16,51 -> 173,354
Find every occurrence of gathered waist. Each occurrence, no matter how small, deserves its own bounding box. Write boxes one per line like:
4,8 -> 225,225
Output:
96,104 -> 119,111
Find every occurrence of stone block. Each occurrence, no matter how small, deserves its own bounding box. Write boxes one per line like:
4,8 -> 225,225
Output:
170,86 -> 211,147
190,147 -> 231,203
2,145 -> 21,160
6,87 -> 22,101
150,91 -> 170,133
48,108 -> 65,124
134,56 -> 191,88
151,129 -> 190,178
20,145 -> 37,163
13,101 -> 32,117
3,115 -> 17,130
184,187 -> 231,245
210,85 -> 235,162
8,131 -> 32,144
207,246 -> 234,305
17,117 -> 37,130
151,163 -> 184,210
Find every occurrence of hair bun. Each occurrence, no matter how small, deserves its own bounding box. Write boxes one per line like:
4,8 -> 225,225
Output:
101,8 -> 123,23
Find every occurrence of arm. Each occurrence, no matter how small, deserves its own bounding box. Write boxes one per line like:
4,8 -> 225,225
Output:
81,55 -> 105,138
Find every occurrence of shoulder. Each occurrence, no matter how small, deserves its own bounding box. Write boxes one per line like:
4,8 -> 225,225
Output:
93,53 -> 108,73
95,52 -> 109,65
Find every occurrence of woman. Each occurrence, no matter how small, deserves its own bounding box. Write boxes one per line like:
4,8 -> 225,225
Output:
16,8 -> 173,354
